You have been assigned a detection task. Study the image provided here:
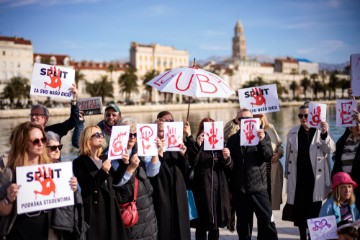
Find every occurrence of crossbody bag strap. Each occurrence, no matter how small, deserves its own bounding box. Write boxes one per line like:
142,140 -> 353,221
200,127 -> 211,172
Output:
133,176 -> 139,201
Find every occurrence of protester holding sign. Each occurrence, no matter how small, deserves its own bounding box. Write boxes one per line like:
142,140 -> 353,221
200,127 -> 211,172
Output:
0,122 -> 50,239
285,103 -> 335,240
150,112 -> 191,240
224,108 -> 278,240
30,83 -> 80,143
184,117 -> 231,240
113,117 -> 162,240
73,125 -> 128,240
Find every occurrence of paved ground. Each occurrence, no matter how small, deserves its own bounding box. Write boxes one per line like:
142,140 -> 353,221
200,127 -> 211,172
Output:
191,181 -> 300,239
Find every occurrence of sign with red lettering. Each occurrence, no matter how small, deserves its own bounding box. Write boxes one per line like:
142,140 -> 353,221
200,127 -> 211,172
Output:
351,54 -> 360,96
204,121 -> 224,151
238,84 -> 280,114
308,102 -> 327,128
336,100 -> 357,127
240,118 -> 260,146
137,124 -> 158,156
16,162 -> 74,214
78,97 -> 103,115
30,63 -> 75,100
164,122 -> 183,151
108,126 -> 130,160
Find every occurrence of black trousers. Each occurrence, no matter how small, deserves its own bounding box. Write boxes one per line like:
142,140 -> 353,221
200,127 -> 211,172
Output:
235,190 -> 278,240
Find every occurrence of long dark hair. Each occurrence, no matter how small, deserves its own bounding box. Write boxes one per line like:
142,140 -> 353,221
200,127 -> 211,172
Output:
196,117 -> 214,138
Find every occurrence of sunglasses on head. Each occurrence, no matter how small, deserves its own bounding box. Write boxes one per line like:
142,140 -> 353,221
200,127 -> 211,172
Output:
129,133 -> 137,138
91,132 -> 104,138
47,145 -> 63,151
29,137 -> 47,146
298,114 -> 308,119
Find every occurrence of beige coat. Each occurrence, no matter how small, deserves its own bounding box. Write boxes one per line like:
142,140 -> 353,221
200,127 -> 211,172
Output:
265,124 -> 284,210
285,125 -> 335,204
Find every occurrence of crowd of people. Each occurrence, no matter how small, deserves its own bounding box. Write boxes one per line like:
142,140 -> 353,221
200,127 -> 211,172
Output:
0,86 -> 360,240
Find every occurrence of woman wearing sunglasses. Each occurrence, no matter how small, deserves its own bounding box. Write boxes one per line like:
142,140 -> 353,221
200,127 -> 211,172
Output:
284,103 -> 335,240
73,125 -> 128,240
113,117 -> 162,240
0,122 -> 51,239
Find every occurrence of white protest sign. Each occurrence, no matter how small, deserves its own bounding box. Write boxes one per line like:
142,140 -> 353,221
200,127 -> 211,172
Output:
164,122 -> 183,151
30,63 -> 75,100
78,97 -> 103,115
108,125 -> 130,160
238,84 -> 280,114
204,121 -> 224,151
350,54 -> 360,96
16,162 -> 74,214
240,118 -> 260,146
308,102 -> 327,128
307,215 -> 338,240
336,100 -> 357,127
137,124 -> 158,157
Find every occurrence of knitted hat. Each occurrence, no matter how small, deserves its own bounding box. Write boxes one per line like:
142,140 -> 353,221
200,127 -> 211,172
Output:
331,172 -> 358,190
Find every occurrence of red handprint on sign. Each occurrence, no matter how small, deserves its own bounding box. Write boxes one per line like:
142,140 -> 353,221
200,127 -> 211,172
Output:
243,119 -> 257,144
166,125 -> 181,148
44,66 -> 62,91
139,126 -> 154,154
339,102 -> 353,124
250,88 -> 266,107
34,166 -> 56,199
206,122 -> 223,149
309,106 -> 322,126
111,131 -> 127,156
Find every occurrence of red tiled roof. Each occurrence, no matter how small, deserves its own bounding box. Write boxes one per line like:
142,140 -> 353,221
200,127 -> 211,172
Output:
0,36 -> 32,45
70,61 -> 127,71
33,53 -> 70,65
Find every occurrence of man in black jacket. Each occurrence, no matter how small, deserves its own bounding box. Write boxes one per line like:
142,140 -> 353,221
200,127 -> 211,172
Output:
29,84 -> 79,140
224,108 -> 278,240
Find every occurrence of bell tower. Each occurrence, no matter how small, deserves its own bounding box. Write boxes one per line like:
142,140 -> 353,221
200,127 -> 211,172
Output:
232,20 -> 247,63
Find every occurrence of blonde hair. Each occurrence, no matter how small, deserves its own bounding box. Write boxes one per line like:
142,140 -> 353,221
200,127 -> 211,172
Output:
79,125 -> 103,157
7,122 -> 51,170
332,184 -> 356,206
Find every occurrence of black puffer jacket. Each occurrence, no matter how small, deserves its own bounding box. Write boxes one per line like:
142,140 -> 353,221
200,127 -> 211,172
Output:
115,162 -> 158,240
226,130 -> 273,194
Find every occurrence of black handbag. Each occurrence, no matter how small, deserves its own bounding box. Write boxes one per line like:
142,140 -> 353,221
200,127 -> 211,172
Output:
282,203 -> 295,222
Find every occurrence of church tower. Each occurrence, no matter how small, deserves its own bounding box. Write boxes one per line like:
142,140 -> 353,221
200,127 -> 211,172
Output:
232,20 -> 247,63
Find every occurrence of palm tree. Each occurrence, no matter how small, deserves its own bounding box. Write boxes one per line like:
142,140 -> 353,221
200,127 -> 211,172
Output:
271,80 -> 288,99
107,64 -> 116,82
242,76 -> 266,88
142,69 -> 159,103
85,75 -> 114,103
312,81 -> 322,99
118,67 -> 139,102
310,73 -> 319,99
2,76 -> 30,105
290,68 -> 298,82
328,71 -> 339,99
75,70 -> 85,86
300,77 -> 311,99
340,78 -> 350,98
289,81 -> 299,100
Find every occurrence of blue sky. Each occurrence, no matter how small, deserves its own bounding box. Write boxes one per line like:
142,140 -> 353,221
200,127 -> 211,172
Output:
0,0 -> 359,64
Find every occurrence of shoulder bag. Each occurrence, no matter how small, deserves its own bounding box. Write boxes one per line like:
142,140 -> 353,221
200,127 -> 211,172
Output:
119,176 -> 139,228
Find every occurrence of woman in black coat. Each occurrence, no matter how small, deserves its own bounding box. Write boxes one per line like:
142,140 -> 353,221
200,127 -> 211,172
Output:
185,118 -> 232,240
150,113 -> 191,240
73,125 -> 128,240
113,117 -> 162,240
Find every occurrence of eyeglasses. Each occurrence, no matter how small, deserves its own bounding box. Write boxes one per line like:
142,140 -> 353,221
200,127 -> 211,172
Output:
91,132 -> 104,138
238,117 -> 251,122
29,113 -> 45,117
105,113 -> 119,118
129,133 -> 137,138
298,114 -> 308,119
47,145 -> 63,151
29,137 -> 47,145
158,118 -> 174,122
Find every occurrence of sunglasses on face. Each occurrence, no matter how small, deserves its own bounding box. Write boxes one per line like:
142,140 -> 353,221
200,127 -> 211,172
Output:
158,118 -> 174,122
29,137 -> 47,146
47,145 -> 63,151
29,113 -> 45,117
237,117 -> 251,122
91,132 -> 104,138
129,133 -> 137,138
298,114 -> 308,119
